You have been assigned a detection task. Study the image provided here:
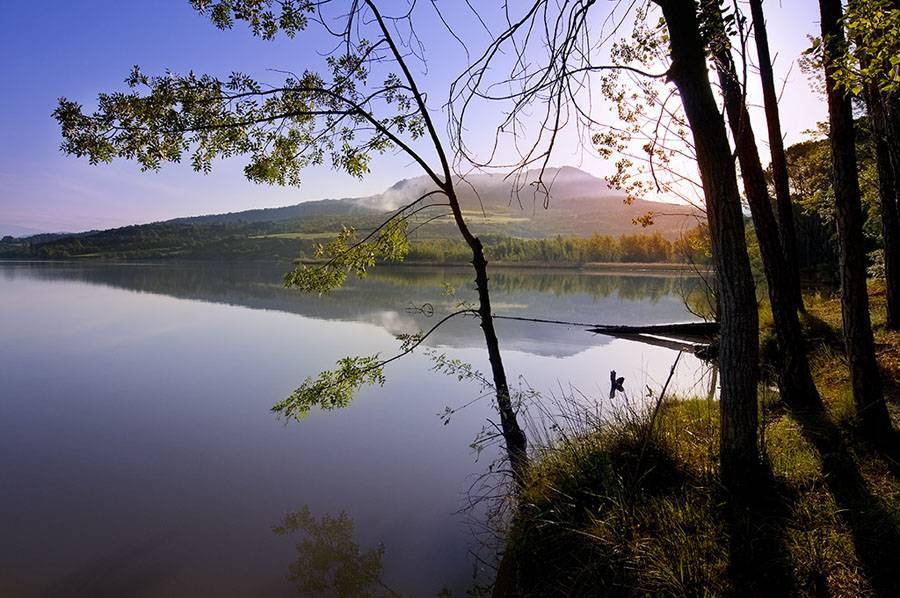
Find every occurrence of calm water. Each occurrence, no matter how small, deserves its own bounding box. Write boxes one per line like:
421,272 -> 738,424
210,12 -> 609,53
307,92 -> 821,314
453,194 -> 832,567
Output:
0,261 -> 712,596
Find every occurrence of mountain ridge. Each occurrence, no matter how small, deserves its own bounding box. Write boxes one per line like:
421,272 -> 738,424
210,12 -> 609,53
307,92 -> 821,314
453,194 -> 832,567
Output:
162,166 -> 626,226
156,166 -> 697,232
0,167 -> 703,261
0,224 -> 47,238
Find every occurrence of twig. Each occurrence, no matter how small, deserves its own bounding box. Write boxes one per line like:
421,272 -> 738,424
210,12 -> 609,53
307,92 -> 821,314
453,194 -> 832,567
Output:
633,350 -> 683,485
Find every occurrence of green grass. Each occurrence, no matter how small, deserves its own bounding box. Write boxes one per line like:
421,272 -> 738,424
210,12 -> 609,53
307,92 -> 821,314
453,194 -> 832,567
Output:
504,400 -> 728,596
504,284 -> 900,596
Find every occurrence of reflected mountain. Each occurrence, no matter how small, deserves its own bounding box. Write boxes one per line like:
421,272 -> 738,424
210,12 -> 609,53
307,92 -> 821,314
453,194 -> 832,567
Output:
1,262 -> 703,357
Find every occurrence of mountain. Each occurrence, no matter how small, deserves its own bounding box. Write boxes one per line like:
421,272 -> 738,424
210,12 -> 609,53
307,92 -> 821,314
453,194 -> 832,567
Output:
0,224 -> 45,238
0,167 -> 703,261
167,197 -> 382,225
161,166 -> 699,238
161,166 -> 625,227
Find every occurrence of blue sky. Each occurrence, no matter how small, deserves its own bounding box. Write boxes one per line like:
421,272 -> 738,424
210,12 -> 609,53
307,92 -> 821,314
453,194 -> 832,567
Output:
0,1 -> 825,232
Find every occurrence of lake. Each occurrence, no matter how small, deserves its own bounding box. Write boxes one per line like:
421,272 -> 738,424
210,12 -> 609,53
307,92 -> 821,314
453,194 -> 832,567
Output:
0,261 -> 713,596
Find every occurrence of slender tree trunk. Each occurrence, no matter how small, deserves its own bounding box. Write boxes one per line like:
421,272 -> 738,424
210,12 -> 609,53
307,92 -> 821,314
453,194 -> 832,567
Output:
879,2 -> 900,331
472,239 -> 529,479
711,19 -> 823,412
864,84 -> 900,330
654,0 -> 762,489
849,0 -> 900,329
884,94 -> 900,329
818,0 -> 893,441
866,0 -> 900,330
370,0 -> 531,480
445,185 -> 529,481
748,0 -> 805,313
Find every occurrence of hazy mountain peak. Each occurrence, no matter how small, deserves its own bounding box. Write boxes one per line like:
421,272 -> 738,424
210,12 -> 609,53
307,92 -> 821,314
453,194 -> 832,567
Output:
369,166 -> 613,210
2,167 -> 701,255
158,165 -> 695,236
0,224 -> 45,238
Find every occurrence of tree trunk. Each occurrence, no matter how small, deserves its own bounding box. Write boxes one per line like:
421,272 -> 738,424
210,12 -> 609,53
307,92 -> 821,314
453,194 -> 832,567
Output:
849,0 -> 900,330
865,85 -> 900,330
711,20 -> 823,412
472,238 -> 529,480
654,0 -> 761,489
869,0 -> 900,330
818,0 -> 893,441
748,0 -> 805,313
884,94 -> 900,330
445,183 -> 529,482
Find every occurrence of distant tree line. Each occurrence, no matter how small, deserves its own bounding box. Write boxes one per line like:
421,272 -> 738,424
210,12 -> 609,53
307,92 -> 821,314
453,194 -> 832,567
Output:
408,229 -> 708,265
0,223 -> 711,266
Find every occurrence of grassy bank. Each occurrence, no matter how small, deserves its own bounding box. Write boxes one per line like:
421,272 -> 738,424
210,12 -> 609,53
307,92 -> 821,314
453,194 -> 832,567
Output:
504,284 -> 899,596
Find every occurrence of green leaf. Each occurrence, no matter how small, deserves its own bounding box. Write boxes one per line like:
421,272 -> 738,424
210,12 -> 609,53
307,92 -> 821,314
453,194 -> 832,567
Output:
272,355 -> 385,420
284,220 -> 410,294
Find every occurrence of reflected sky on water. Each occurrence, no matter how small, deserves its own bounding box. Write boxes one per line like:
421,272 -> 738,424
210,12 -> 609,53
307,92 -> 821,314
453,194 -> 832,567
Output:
0,261 -> 713,596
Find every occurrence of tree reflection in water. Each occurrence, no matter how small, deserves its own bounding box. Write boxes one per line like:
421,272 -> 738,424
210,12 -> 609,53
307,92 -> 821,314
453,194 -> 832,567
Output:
274,506 -> 400,597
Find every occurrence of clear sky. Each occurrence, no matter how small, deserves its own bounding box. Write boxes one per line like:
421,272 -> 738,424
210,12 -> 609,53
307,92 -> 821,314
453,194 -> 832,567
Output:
0,1 -> 825,233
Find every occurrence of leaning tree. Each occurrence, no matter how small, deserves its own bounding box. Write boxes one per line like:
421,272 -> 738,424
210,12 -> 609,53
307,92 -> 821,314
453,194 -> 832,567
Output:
54,0 -> 529,477
705,2 -> 824,413
748,0 -> 805,313
450,0 -> 763,489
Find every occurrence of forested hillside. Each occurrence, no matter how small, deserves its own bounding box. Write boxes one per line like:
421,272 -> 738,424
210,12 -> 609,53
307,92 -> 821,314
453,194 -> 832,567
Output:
1,167 -> 703,262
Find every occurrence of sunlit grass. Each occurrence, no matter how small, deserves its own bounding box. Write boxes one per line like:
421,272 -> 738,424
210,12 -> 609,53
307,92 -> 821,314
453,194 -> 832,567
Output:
505,283 -> 899,596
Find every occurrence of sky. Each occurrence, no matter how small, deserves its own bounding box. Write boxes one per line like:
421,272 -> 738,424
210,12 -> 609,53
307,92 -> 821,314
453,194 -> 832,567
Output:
0,1 -> 826,233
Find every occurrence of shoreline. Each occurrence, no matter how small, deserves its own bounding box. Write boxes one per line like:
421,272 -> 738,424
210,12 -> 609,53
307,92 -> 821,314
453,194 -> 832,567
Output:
295,259 -> 711,273
1,257 -> 710,273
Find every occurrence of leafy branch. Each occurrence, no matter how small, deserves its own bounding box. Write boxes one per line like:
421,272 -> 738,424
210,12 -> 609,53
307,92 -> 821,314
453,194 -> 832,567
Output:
272,309 -> 477,420
53,1 -> 530,473
284,189 -> 450,293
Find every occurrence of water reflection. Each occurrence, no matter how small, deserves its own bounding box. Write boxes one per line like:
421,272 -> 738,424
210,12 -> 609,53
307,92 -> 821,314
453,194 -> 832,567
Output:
41,534 -> 181,597
274,507 -> 399,597
0,261 -> 704,358
0,261 -> 711,596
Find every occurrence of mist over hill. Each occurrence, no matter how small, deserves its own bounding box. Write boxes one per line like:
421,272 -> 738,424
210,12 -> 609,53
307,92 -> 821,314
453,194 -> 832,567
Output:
165,166 -> 699,237
0,167 -> 703,261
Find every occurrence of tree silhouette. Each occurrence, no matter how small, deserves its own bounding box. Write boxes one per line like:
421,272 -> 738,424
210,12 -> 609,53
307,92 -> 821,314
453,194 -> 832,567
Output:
54,0 -> 528,478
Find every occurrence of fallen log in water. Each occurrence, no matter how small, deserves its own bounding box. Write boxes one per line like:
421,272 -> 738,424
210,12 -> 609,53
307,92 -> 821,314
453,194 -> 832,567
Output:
491,315 -> 719,356
607,332 -> 708,352
587,321 -> 718,340
588,321 -> 718,355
